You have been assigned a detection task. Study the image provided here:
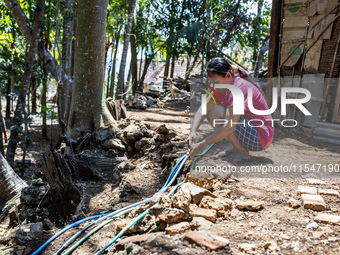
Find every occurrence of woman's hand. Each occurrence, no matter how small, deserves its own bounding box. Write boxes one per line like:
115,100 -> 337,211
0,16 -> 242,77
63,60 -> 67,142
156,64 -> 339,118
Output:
188,142 -> 204,158
188,132 -> 196,148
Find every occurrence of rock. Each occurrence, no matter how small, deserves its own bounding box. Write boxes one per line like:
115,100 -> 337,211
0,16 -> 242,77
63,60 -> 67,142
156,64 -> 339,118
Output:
93,125 -> 117,142
124,243 -> 144,254
165,222 -> 191,236
115,214 -> 155,234
319,189 -> 339,197
154,133 -> 166,142
235,199 -> 263,211
190,217 -> 213,231
238,243 -> 257,254
156,124 -> 169,134
107,149 -> 120,157
280,233 -> 291,240
213,189 -> 231,199
132,94 -> 147,109
43,219 -> 55,231
115,233 -> 164,251
150,206 -> 188,224
124,124 -> 142,142
189,207 -> 217,223
181,182 -> 217,204
184,231 -> 229,251
167,130 -> 179,138
200,196 -> 233,217
297,186 -> 318,195
312,231 -> 325,239
306,222 -> 319,230
301,194 -> 326,211
119,177 -> 140,197
103,138 -> 126,151
30,223 -> 43,233
117,132 -> 128,145
20,185 -> 52,206
270,219 -> 280,224
171,185 -> 191,213
315,213 -> 340,225
146,99 -> 155,106
185,173 -> 227,191
264,241 -> 280,252
135,137 -> 155,151
306,179 -> 326,185
229,209 -> 239,218
31,178 -> 46,186
288,198 -> 301,208
149,193 -> 172,208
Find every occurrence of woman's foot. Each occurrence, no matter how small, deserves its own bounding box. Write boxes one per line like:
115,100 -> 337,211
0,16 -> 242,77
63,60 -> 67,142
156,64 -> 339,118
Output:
224,151 -> 252,165
218,149 -> 234,157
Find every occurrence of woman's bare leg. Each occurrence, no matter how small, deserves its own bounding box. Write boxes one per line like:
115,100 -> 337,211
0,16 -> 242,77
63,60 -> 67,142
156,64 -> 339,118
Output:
207,105 -> 250,159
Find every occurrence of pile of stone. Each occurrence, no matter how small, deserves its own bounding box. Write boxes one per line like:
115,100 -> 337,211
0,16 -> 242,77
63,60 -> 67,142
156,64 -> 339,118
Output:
87,119 -> 187,170
113,180 -> 265,253
289,183 -> 340,226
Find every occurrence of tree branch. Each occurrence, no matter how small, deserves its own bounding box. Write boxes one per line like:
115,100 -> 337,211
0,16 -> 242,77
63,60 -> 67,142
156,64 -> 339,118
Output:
4,0 -> 73,91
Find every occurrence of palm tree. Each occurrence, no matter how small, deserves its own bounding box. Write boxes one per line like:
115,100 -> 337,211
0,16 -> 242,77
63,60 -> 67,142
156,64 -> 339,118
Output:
0,153 -> 27,205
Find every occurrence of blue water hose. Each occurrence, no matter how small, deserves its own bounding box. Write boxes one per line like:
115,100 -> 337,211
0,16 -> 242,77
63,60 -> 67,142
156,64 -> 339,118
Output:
60,156 -> 188,254
33,154 -> 187,255
31,214 -> 109,255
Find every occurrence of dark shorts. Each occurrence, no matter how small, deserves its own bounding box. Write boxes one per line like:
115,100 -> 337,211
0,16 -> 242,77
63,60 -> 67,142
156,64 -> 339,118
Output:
234,116 -> 264,151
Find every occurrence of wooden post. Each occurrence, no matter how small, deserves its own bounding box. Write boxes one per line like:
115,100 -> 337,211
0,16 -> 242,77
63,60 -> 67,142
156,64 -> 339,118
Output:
320,33 -> 340,120
267,0 -> 283,104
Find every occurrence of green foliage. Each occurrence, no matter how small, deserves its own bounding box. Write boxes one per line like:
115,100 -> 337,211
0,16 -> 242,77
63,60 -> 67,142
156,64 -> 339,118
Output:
9,115 -> 33,147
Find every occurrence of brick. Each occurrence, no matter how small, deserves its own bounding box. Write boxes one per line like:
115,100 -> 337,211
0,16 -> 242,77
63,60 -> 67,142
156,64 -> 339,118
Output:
297,186 -> 318,195
301,194 -> 326,211
165,222 -> 191,236
288,198 -> 301,208
319,189 -> 339,197
189,207 -> 217,223
306,179 -> 326,185
184,231 -> 229,250
315,213 -> 340,225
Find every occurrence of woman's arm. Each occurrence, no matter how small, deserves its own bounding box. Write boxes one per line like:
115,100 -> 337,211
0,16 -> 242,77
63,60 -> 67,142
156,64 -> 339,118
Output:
189,106 -> 241,157
188,95 -> 215,147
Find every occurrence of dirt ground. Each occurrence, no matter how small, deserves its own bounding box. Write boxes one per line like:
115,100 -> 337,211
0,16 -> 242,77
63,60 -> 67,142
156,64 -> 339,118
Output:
1,99 -> 340,255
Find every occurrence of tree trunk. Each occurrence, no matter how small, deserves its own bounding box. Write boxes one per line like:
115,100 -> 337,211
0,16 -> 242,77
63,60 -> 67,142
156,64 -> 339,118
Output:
31,77 -> 37,114
115,0 -> 137,100
42,70 -> 47,138
5,0 -> 73,91
60,0 -> 74,125
170,52 -> 176,78
254,38 -> 269,79
139,56 -> 153,91
139,48 -> 143,81
109,28 -> 121,98
163,53 -> 171,89
0,102 -> 4,156
6,0 -> 45,166
131,18 -> 138,95
67,0 -> 114,141
0,153 -> 27,206
267,0 -> 282,103
6,72 -> 12,119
